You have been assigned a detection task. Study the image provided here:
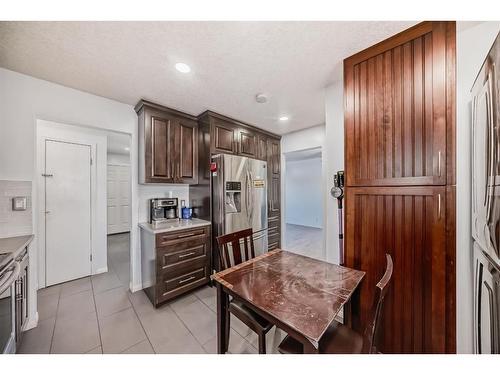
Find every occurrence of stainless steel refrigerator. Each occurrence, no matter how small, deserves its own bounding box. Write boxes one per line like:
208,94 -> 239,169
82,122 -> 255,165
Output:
471,31 -> 500,354
211,154 -> 268,264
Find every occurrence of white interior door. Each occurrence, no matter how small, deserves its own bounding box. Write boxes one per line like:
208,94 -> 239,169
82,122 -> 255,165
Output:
107,164 -> 130,234
45,140 -> 92,286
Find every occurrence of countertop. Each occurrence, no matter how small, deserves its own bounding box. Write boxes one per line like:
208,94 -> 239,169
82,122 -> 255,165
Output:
0,234 -> 34,258
139,219 -> 211,234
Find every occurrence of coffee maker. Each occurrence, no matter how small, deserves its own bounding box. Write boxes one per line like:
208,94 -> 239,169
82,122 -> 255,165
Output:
149,198 -> 179,225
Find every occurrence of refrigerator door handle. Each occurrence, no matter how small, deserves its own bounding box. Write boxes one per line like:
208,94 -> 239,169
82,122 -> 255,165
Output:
486,77 -> 495,225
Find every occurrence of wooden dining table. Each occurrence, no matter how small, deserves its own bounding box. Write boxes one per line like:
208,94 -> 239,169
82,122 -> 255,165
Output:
211,249 -> 366,354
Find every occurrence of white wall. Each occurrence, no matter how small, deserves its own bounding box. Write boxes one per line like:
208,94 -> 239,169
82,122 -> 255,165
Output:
0,67 -> 189,296
281,124 -> 325,153
324,78 -> 344,265
107,152 -> 131,165
456,21 -> 500,354
285,157 -> 323,228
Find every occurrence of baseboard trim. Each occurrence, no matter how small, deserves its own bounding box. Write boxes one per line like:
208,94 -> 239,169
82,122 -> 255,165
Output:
23,311 -> 39,331
130,283 -> 143,293
93,267 -> 108,275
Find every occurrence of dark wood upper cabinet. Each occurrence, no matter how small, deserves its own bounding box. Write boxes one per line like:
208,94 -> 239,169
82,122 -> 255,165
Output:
151,116 -> 174,181
176,118 -> 198,184
345,186 -> 447,353
344,22 -> 452,187
212,119 -> 237,154
268,138 -> 281,175
257,135 -> 268,161
238,129 -> 257,157
136,100 -> 198,184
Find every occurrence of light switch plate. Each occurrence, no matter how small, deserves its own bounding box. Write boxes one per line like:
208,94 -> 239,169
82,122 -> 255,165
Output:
12,196 -> 27,211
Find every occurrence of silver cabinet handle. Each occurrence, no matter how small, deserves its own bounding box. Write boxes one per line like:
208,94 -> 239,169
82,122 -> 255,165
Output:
438,193 -> 442,220
437,151 -> 442,177
179,275 -> 196,284
179,252 -> 196,259
42,173 -> 53,177
177,233 -> 197,239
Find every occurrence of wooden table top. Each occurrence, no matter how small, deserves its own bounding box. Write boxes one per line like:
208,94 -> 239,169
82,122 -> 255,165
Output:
212,249 -> 365,348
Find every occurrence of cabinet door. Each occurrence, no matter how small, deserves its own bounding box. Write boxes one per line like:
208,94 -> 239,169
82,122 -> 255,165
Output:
345,186 -> 447,353
149,116 -> 174,182
257,135 -> 268,161
212,119 -> 237,154
344,22 -> 451,186
267,138 -> 281,175
238,129 -> 257,157
175,118 -> 198,184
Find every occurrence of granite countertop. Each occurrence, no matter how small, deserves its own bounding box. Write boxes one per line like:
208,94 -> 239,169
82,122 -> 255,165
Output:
0,234 -> 34,258
139,219 -> 211,234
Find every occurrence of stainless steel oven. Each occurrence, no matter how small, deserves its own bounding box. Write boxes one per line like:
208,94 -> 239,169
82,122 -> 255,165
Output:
0,257 -> 19,354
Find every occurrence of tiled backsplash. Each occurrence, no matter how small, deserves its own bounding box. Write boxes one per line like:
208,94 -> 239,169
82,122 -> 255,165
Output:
0,180 -> 33,238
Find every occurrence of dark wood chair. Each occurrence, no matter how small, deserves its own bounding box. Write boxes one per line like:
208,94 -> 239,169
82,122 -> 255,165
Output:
216,228 -> 273,354
278,253 -> 393,354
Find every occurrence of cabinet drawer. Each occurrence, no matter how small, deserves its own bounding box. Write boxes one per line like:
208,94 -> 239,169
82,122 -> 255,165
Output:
159,244 -> 207,269
162,267 -> 208,293
156,227 -> 207,248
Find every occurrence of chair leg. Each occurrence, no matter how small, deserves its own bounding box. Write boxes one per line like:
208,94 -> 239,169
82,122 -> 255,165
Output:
258,332 -> 267,354
225,310 -> 230,352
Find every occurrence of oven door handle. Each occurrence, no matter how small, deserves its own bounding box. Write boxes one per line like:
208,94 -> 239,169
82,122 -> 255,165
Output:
0,262 -> 20,295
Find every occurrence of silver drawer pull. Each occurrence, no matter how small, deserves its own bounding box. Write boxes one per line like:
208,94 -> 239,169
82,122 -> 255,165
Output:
179,276 -> 196,284
177,233 -> 196,238
179,252 -> 196,259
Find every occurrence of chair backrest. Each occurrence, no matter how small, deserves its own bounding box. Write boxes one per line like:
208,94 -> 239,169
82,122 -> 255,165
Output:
362,253 -> 393,354
216,228 -> 255,270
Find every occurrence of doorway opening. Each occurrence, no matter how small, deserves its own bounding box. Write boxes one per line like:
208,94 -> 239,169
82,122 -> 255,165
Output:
106,132 -> 132,290
283,147 -> 325,260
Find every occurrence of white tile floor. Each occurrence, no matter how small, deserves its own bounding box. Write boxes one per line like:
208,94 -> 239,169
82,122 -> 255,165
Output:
18,232 -> 286,354
284,223 -> 325,260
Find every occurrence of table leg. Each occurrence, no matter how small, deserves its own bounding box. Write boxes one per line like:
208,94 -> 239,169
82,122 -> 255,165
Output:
216,283 -> 229,354
303,341 -> 319,354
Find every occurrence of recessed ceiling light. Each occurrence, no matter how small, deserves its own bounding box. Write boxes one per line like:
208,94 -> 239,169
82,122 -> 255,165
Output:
175,62 -> 191,73
124,147 -> 130,151
279,116 -> 289,121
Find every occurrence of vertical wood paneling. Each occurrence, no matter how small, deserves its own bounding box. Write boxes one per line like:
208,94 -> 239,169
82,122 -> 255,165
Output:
424,33 -> 434,179
413,38 -> 424,177
345,24 -> 448,186
393,46 -> 403,179
375,54 -> 385,180
383,50 -> 393,179
344,22 -> 456,354
359,61 -> 368,181
345,186 -> 446,353
402,41 -> 413,179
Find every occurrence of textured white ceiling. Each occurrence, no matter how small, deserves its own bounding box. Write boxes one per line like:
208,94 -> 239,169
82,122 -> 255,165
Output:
0,21 -> 417,134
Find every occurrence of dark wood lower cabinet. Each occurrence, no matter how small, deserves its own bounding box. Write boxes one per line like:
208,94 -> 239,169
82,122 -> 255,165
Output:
140,225 -> 211,307
345,186 -> 448,353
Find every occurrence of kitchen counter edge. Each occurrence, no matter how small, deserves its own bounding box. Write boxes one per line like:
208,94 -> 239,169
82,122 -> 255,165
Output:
139,219 -> 211,234
0,234 -> 34,258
